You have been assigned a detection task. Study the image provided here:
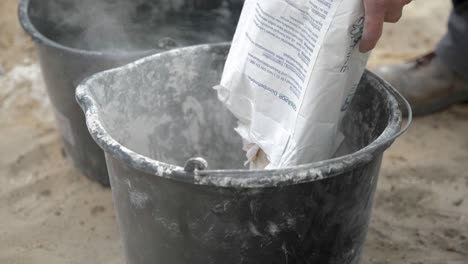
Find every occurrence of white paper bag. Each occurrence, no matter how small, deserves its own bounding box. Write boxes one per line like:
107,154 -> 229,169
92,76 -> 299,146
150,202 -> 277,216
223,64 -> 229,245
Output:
215,0 -> 370,169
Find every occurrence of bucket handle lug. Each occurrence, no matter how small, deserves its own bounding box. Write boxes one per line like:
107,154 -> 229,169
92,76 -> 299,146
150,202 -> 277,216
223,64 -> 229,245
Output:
184,157 -> 208,173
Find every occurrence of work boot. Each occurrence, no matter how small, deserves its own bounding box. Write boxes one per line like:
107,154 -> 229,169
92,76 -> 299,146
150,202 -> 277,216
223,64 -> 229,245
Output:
374,52 -> 468,116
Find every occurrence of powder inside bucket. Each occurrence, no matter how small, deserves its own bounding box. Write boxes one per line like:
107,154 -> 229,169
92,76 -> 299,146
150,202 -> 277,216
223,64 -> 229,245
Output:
29,0 -> 240,52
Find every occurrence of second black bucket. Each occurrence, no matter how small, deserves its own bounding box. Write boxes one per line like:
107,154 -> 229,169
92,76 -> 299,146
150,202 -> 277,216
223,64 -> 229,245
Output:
18,0 -> 242,186
77,44 -> 411,264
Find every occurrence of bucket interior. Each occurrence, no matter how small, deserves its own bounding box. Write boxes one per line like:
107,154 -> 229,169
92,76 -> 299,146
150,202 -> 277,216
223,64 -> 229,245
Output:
85,46 -> 391,170
26,0 -> 241,52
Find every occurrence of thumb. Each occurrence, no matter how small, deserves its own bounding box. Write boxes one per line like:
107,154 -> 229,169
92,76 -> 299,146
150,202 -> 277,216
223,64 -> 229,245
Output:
360,0 -> 385,52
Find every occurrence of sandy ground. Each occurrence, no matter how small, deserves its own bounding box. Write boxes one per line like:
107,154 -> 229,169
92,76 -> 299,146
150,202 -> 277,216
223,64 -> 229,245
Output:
1,0 -> 467,263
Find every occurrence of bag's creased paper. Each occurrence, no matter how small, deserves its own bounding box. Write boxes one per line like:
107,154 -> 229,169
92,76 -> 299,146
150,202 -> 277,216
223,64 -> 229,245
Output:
215,0 -> 370,169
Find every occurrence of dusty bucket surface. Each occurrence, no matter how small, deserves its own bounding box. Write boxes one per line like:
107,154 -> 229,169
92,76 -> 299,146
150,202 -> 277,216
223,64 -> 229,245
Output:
76,44 -> 411,264
18,0 -> 242,186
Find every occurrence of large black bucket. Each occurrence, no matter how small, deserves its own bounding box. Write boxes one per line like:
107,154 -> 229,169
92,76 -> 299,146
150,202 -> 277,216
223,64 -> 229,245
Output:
76,44 -> 411,264
18,0 -> 242,185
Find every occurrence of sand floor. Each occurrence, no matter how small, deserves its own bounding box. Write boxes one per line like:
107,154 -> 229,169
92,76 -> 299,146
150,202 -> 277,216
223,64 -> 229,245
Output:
1,0 -> 467,263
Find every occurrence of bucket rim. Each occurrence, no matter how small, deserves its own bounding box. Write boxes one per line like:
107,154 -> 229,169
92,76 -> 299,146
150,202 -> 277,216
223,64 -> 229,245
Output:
18,0 -> 157,59
76,43 -> 412,188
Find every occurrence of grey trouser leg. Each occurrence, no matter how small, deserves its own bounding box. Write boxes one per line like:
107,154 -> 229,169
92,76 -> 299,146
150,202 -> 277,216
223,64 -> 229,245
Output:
436,6 -> 468,78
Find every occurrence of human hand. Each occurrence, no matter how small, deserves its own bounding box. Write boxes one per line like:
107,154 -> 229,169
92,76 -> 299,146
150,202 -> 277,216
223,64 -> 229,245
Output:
360,0 -> 412,52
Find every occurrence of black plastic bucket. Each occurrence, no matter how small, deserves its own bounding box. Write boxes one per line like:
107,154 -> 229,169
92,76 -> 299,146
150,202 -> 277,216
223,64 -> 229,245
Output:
18,0 -> 242,185
76,44 -> 411,264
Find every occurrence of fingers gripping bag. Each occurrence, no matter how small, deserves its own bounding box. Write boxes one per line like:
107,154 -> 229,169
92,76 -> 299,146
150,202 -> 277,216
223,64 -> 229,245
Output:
215,0 -> 370,169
